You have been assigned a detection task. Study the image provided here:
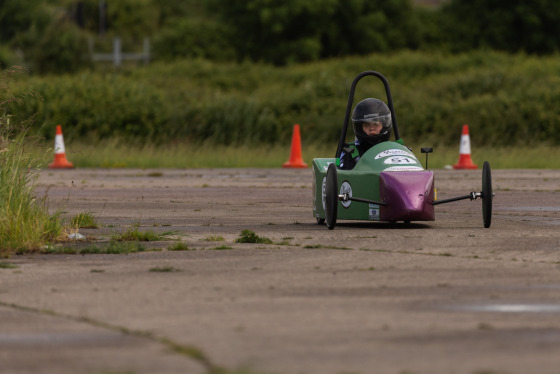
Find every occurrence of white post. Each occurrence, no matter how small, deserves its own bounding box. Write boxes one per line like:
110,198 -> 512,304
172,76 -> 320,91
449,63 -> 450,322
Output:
143,37 -> 150,65
113,37 -> 122,67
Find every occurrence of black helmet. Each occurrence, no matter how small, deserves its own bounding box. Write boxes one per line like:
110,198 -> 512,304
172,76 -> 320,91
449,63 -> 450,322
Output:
351,98 -> 392,148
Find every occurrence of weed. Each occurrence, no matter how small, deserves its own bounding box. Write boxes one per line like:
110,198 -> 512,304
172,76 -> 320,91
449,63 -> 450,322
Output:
45,241 -> 146,254
70,212 -> 99,228
0,68 -> 63,255
304,244 -> 352,250
205,235 -> 225,242
149,266 -> 179,272
0,262 -> 18,269
213,245 -> 233,250
235,230 -> 272,244
112,228 -> 174,241
168,242 -> 190,251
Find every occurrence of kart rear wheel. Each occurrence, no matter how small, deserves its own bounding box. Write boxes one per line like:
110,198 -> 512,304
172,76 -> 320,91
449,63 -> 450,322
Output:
325,163 -> 338,230
481,161 -> 493,228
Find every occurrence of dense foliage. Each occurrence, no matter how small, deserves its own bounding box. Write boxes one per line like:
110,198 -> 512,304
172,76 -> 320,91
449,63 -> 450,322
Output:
439,0 -> 560,54
2,0 -> 560,148
2,0 -> 560,72
7,50 -> 560,147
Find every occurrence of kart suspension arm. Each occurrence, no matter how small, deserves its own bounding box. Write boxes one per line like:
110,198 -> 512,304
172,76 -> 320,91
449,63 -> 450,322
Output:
432,192 -> 480,205
339,194 -> 387,206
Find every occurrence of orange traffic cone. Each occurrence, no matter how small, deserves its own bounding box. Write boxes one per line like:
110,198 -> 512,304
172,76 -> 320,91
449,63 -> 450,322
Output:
453,124 -> 477,169
282,124 -> 308,168
48,125 -> 74,169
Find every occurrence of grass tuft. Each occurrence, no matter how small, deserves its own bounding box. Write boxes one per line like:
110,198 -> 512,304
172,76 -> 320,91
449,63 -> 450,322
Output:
168,242 -> 191,251
0,262 -> 18,269
70,212 -> 98,228
213,245 -> 233,250
205,235 -> 225,242
149,266 -> 179,272
45,241 -> 146,254
235,230 -> 272,244
112,228 -> 174,242
0,67 -> 63,255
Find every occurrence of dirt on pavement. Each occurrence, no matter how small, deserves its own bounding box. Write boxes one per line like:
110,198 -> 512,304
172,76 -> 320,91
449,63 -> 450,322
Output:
1,167 -> 560,374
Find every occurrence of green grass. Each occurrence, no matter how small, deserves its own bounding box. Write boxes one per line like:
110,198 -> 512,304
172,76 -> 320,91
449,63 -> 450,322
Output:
0,67 -> 63,255
167,242 -> 191,251
70,212 -> 99,228
204,235 -> 225,242
212,245 -> 233,250
32,139 -> 560,169
0,262 -> 18,269
235,230 -> 273,244
111,228 -> 175,242
149,266 -> 179,272
12,50 -> 560,151
45,241 -> 146,254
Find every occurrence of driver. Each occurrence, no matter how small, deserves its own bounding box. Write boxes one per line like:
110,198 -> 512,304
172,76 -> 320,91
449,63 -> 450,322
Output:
338,98 -> 393,170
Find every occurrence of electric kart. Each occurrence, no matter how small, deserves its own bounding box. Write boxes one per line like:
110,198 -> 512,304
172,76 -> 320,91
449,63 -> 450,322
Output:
312,71 -> 493,230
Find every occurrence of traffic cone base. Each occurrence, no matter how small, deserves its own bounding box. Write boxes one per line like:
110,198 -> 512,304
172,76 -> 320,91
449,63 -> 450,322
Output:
283,124 -> 308,168
453,124 -> 477,170
453,154 -> 478,169
49,125 -> 74,169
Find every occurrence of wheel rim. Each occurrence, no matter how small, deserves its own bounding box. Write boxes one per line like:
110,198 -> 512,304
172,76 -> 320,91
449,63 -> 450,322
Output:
325,163 -> 338,230
482,161 -> 493,228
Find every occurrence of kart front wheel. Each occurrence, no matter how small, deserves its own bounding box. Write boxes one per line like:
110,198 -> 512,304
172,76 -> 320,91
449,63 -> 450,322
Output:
481,161 -> 493,228
325,163 -> 338,230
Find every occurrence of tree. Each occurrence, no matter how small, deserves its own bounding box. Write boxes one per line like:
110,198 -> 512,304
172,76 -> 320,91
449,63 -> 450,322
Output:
214,0 -> 421,65
0,0 -> 50,43
440,0 -> 560,54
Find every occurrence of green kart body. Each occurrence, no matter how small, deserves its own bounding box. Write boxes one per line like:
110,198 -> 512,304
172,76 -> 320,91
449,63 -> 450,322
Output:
312,141 -> 433,223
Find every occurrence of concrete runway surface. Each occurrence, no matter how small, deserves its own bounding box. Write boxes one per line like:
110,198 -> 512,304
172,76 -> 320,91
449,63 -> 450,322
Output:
1,167 -> 560,374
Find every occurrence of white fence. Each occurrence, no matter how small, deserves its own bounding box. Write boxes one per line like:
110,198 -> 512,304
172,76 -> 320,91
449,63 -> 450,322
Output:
89,37 -> 150,67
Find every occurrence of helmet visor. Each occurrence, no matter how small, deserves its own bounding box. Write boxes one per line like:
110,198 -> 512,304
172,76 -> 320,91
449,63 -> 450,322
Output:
360,113 -> 392,129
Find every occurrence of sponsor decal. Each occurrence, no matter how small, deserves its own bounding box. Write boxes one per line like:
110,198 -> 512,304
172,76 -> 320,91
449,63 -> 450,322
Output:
384,166 -> 424,171
369,204 -> 380,220
340,181 -> 352,208
383,156 -> 418,165
375,149 -> 414,159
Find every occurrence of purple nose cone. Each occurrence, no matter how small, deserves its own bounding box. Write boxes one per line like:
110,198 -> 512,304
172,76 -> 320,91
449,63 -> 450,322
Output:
379,171 -> 435,222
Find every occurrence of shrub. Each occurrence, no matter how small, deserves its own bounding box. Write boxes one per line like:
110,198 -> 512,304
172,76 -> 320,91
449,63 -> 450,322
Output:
0,67 -> 62,255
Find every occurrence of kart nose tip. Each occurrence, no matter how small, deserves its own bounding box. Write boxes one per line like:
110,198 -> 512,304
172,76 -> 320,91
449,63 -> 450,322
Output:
379,171 -> 435,222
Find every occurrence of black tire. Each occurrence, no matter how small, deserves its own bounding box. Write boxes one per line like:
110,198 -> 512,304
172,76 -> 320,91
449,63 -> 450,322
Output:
325,163 -> 338,230
482,161 -> 493,228
316,217 -> 325,225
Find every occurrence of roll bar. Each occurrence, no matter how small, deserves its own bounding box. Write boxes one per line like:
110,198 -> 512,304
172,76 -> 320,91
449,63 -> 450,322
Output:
335,71 -> 400,159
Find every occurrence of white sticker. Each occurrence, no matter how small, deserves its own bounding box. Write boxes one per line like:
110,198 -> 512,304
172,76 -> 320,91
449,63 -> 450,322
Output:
384,156 -> 418,165
321,177 -> 327,210
375,149 -> 414,159
369,204 -> 380,220
339,181 -> 352,208
384,166 -> 424,171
